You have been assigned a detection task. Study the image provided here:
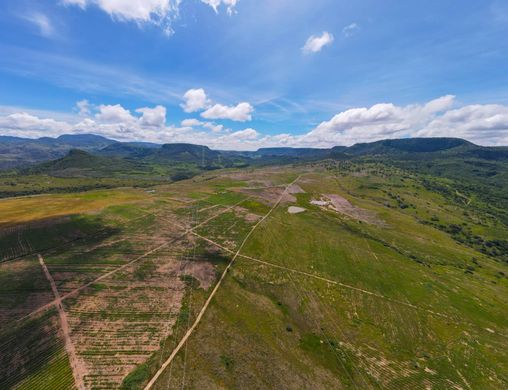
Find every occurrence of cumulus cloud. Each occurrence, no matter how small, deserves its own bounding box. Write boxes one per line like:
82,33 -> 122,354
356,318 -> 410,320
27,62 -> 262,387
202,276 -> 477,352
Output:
181,88 -> 211,113
0,112 -> 71,138
62,0 -> 239,35
203,122 -> 224,133
136,105 -> 166,127
201,102 -> 253,121
181,118 -> 203,127
181,88 -> 254,122
302,32 -> 334,54
417,104 -> 508,144
300,95 -> 508,147
76,99 -> 91,116
422,94 -> 455,114
95,104 -> 136,123
181,118 -> 224,132
1,97 -> 508,149
301,97 -> 454,146
228,128 -> 258,139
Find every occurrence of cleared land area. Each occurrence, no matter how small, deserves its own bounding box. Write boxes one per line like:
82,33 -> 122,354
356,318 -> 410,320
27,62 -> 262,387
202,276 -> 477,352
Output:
0,163 -> 507,389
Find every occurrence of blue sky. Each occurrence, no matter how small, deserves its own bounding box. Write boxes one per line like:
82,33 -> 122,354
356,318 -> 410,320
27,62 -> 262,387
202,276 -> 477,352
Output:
0,0 -> 507,149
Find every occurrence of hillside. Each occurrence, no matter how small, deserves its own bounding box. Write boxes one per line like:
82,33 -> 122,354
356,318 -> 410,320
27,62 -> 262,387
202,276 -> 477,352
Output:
26,149 -> 139,177
346,137 -> 473,155
0,134 -> 117,169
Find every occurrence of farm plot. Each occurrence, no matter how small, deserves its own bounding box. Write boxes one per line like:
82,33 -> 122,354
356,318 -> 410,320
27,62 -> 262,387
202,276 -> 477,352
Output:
0,191 -> 200,389
194,210 -> 256,252
63,242 -> 190,389
0,309 -> 75,390
0,256 -> 54,326
0,216 -> 115,263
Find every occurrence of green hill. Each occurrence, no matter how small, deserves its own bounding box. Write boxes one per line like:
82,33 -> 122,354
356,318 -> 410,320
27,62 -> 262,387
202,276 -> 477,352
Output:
26,149 -> 140,178
346,137 -> 473,155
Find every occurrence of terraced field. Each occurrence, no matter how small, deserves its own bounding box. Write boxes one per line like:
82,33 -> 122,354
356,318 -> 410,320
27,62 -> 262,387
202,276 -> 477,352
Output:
0,163 -> 507,389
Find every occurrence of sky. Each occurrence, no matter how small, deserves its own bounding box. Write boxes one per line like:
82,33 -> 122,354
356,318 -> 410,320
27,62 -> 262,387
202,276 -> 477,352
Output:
0,0 -> 507,149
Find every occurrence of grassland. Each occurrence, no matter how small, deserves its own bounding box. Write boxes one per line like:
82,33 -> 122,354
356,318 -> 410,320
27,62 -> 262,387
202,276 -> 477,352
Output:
0,162 -> 506,389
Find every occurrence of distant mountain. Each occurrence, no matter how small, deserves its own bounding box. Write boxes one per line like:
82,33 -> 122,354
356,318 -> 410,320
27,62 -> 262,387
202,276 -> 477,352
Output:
25,149 -> 137,177
99,142 -> 160,158
2,134 -> 508,171
345,137 -> 473,156
99,142 -> 219,163
146,143 -> 223,167
0,136 -> 29,144
256,147 -> 330,158
0,134 -> 117,169
55,134 -> 115,148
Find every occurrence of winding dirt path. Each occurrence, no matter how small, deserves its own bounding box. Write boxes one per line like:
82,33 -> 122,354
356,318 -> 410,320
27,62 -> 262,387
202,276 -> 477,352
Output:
143,175 -> 302,390
38,254 -> 86,390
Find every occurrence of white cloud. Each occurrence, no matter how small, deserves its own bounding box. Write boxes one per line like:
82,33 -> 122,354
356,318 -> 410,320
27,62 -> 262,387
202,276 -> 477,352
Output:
181,88 -> 211,113
300,95 -> 508,147
2,97 -> 508,149
229,128 -> 258,140
302,32 -> 334,54
203,122 -> 224,132
62,0 -> 179,34
76,99 -> 91,116
342,23 -> 359,38
418,104 -> 508,144
181,118 -> 203,127
62,0 -> 239,35
63,0 -> 87,7
181,88 -> 254,122
201,0 -> 238,15
181,118 -> 224,132
136,105 -> 166,127
95,104 -> 136,123
21,12 -> 55,38
422,94 -> 455,114
0,112 -> 71,138
201,102 -> 253,121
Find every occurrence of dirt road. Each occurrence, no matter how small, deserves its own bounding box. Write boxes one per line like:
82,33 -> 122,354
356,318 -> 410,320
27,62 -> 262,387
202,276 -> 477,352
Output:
143,175 -> 302,390
38,254 -> 86,390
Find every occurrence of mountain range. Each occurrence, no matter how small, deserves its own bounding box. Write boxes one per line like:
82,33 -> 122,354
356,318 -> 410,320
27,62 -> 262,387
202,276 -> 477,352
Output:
1,133 -> 507,171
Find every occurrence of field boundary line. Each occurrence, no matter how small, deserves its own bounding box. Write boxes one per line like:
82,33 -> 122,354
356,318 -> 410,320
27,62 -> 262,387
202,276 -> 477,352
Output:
38,254 -> 86,390
192,230 -> 451,319
0,212 -> 153,265
142,175 -> 302,390
19,239 -> 179,324
191,231 -> 508,339
15,194 -> 254,327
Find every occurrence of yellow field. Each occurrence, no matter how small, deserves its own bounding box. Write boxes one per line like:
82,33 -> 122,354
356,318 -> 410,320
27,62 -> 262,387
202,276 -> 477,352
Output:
0,188 -> 147,225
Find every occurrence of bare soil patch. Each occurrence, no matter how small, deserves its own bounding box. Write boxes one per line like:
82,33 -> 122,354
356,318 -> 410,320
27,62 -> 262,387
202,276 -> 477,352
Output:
234,206 -> 262,223
312,194 -> 384,225
179,260 -> 215,290
288,206 -> 306,214
240,187 -> 296,206
287,184 -> 306,194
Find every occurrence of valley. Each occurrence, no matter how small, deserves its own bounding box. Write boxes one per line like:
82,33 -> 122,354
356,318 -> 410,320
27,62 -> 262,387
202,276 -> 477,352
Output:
0,145 -> 507,389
